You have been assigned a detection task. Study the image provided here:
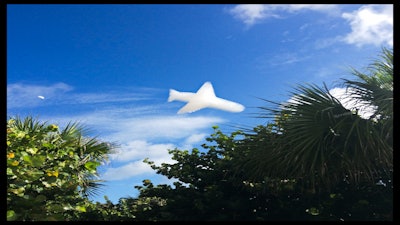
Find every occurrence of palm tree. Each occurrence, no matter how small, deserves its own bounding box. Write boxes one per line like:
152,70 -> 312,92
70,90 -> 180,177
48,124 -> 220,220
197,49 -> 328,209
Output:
242,48 -> 393,192
342,47 -> 393,148
9,116 -> 115,198
58,121 -> 115,198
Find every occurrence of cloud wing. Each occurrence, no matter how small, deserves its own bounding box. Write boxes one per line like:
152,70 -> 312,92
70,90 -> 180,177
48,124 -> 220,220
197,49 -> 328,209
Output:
178,96 -> 245,114
196,81 -> 216,98
208,97 -> 245,113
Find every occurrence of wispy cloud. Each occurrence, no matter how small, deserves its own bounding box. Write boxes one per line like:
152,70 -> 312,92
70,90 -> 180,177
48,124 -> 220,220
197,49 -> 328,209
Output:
7,82 -> 73,108
93,114 -> 223,181
228,4 -> 339,26
228,4 -> 272,27
7,82 -> 155,109
266,52 -> 310,67
101,161 -> 155,181
341,4 -> 393,47
228,4 -> 393,48
49,112 -> 223,182
85,115 -> 224,142
254,51 -> 311,72
7,82 -> 226,183
110,140 -> 175,163
284,4 -> 339,13
184,133 -> 208,146
94,115 -> 223,181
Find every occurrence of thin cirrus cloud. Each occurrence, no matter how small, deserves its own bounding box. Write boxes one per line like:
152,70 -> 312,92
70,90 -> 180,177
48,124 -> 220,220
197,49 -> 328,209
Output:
7,82 -> 73,108
7,82 -> 156,109
265,52 -> 310,67
95,115 -> 225,142
228,4 -> 339,26
7,82 -> 226,182
228,4 -> 393,48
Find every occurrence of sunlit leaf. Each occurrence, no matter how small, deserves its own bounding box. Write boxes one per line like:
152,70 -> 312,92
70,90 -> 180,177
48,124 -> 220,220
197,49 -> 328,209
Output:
84,161 -> 100,172
7,210 -> 17,221
75,205 -> 87,212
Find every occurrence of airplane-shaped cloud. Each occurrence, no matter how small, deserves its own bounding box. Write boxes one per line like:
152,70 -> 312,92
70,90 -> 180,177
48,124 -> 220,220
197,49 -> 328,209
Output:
168,81 -> 245,114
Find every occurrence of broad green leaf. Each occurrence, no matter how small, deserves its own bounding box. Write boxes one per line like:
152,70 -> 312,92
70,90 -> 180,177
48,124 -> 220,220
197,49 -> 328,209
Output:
7,210 -> 17,221
10,187 -> 25,196
27,170 -> 44,181
75,205 -> 87,212
23,155 -> 46,167
84,161 -> 100,172
7,168 -> 14,175
26,147 -> 39,154
42,142 -> 54,149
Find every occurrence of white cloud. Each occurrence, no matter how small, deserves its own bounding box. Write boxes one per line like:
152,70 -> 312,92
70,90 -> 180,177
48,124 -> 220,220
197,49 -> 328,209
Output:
99,115 -> 224,142
66,92 -> 151,104
228,4 -> 393,48
86,115 -> 220,181
341,4 -> 393,47
110,140 -> 175,163
101,139 -> 179,181
229,4 -> 339,26
94,115 -> 222,180
98,115 -> 223,181
101,161 -> 154,181
284,4 -> 339,15
229,4 -> 270,26
184,133 -> 207,145
329,87 -> 377,119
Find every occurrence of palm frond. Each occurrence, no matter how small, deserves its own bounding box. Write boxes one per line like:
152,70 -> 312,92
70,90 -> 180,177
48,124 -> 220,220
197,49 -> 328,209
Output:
242,71 -> 392,191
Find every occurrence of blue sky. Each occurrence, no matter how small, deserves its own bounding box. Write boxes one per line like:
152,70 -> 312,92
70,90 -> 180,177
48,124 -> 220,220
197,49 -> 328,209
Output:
7,4 -> 393,203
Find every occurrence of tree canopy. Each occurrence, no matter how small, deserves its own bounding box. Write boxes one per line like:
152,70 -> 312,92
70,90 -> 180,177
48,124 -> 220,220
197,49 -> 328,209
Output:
7,117 -> 115,221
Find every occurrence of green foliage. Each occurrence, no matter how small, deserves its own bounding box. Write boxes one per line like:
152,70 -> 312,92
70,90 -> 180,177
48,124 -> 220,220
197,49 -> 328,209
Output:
130,125 -> 392,221
7,116 -> 114,221
242,48 -> 393,191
